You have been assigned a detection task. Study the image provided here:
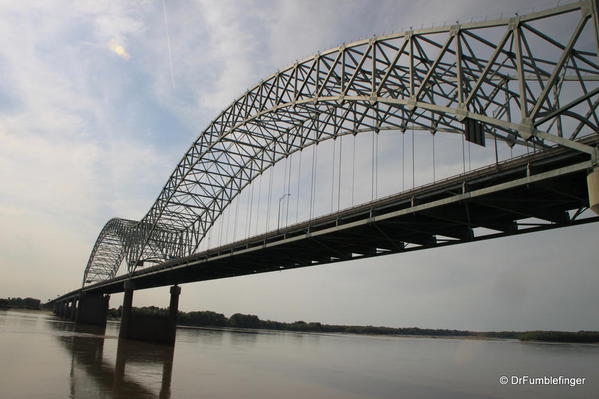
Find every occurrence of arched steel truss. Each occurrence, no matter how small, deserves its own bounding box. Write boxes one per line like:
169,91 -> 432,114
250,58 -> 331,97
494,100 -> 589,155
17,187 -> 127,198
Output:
83,1 -> 599,285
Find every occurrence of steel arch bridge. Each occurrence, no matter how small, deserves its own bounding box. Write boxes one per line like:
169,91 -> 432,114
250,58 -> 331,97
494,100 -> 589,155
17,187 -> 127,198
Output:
83,1 -> 599,285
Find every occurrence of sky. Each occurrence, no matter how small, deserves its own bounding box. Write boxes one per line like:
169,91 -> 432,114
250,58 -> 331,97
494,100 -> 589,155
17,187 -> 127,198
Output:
0,0 -> 598,332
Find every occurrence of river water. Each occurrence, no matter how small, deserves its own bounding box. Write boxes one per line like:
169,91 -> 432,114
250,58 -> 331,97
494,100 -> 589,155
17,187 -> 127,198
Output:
0,310 -> 597,398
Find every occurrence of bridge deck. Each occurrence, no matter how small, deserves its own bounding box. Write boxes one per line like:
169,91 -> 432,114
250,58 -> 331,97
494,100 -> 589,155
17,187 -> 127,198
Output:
55,141 -> 598,301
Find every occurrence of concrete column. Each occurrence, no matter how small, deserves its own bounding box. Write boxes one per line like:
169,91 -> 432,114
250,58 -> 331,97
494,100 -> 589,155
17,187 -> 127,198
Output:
119,280 -> 135,339
64,300 -> 72,319
167,285 -> 181,344
104,294 -> 110,319
70,298 -> 78,321
76,293 -> 110,326
118,283 -> 181,345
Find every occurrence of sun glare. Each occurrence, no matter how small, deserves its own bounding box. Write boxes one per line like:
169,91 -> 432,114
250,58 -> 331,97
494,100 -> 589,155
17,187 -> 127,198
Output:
107,40 -> 130,60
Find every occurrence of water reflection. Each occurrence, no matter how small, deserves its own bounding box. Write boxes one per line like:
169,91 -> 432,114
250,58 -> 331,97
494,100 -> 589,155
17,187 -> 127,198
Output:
229,328 -> 259,347
51,322 -> 174,399
3,312 -> 597,399
114,338 -> 174,399
178,326 -> 225,345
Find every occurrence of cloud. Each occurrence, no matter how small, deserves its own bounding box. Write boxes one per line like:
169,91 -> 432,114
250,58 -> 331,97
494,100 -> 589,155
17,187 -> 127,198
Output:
193,0 -> 261,111
0,1 -> 172,298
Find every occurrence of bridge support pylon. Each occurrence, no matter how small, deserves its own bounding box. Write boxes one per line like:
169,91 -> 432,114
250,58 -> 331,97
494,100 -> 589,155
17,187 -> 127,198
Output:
167,285 -> 181,344
76,293 -> 110,326
118,282 -> 181,345
53,302 -> 61,317
63,299 -> 74,320
70,298 -> 78,322
119,280 -> 135,340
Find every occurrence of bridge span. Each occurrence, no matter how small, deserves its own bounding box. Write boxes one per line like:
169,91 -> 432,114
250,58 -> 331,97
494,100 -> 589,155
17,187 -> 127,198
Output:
50,1 -> 599,344
53,139 -> 597,299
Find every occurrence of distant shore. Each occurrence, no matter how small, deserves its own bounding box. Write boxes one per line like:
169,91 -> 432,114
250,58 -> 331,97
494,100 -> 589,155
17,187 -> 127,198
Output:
106,306 -> 599,344
0,297 -> 42,311
176,325 -> 512,341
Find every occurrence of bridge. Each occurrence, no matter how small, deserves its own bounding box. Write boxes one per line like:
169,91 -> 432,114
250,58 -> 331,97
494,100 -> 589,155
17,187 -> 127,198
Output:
51,1 -> 599,344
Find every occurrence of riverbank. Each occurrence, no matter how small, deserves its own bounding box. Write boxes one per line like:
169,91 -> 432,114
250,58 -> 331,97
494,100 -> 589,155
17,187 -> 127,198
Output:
107,306 -> 599,344
0,297 -> 41,310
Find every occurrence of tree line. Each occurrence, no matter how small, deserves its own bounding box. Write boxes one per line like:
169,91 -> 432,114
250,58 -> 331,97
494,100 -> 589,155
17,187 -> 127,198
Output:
106,306 -> 599,343
0,297 -> 41,310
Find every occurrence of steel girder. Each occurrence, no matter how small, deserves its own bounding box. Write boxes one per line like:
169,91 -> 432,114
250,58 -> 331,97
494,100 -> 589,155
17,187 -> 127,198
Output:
83,218 -> 137,284
82,218 -> 181,284
82,1 -> 599,285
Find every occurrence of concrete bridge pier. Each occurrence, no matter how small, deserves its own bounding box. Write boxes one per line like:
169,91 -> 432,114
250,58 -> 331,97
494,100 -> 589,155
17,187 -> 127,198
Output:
58,301 -> 66,318
118,280 -> 135,340
118,281 -> 181,345
70,298 -> 78,322
64,299 -> 74,320
59,301 -> 67,317
167,285 -> 181,344
76,293 -> 110,326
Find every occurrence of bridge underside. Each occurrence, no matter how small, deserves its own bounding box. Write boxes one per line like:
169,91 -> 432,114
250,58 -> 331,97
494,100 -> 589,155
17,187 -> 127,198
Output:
79,0 -> 599,281
52,141 -> 596,301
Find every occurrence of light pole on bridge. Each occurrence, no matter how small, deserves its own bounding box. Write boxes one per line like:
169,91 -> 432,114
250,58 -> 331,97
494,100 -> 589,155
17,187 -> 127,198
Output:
277,193 -> 291,231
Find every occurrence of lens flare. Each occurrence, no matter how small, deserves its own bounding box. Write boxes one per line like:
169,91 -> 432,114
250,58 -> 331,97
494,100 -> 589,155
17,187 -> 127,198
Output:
107,40 -> 130,60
